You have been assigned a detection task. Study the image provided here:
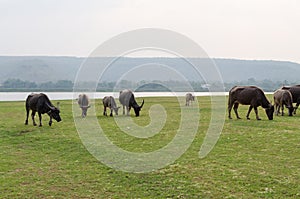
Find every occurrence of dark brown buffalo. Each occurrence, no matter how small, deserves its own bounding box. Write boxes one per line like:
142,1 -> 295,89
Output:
25,93 -> 61,126
119,89 -> 144,117
273,89 -> 294,116
185,93 -> 195,106
102,96 -> 120,116
281,85 -> 300,114
228,86 -> 274,120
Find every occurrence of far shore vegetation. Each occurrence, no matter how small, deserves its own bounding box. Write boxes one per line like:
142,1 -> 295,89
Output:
0,78 -> 295,92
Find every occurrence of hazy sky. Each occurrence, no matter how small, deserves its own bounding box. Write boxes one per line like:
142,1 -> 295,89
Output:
1,0 -> 300,63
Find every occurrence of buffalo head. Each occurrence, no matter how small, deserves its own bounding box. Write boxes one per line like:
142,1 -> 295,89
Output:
265,105 -> 274,120
80,105 -> 91,118
133,99 -> 144,117
47,104 -> 62,123
113,106 -> 121,116
286,105 -> 294,116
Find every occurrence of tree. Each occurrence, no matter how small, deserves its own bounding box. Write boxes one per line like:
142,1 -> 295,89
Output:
55,80 -> 73,88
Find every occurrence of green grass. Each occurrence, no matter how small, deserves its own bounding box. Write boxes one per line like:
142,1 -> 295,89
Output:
1,96 -> 300,198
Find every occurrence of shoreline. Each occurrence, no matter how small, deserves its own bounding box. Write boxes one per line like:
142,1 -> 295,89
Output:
0,91 -> 275,102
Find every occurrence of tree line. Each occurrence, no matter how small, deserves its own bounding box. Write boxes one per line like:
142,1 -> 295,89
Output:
0,78 -> 296,92
0,79 -> 73,91
224,78 -> 295,92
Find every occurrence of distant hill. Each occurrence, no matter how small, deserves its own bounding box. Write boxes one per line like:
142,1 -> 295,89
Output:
0,56 -> 81,83
0,56 -> 299,83
214,59 -> 300,82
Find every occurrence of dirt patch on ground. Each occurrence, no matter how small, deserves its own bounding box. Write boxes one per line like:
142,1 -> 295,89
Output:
18,129 -> 34,135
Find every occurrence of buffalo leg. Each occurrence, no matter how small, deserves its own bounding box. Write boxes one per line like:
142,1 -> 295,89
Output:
228,102 -> 234,119
275,103 -> 280,116
281,105 -> 284,116
233,103 -> 241,119
246,106 -> 253,120
110,108 -> 113,117
122,106 -> 125,115
25,108 -> 29,125
38,112 -> 43,127
294,100 -> 300,114
186,100 -> 190,106
31,111 -> 37,126
127,107 -> 131,116
253,107 -> 261,120
49,116 -> 52,126
294,105 -> 298,115
103,106 -> 107,116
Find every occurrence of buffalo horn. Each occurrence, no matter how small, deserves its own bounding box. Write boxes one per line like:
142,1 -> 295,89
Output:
47,103 -> 55,111
140,99 -> 144,108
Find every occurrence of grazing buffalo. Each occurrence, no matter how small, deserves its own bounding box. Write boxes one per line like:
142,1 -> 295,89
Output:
119,89 -> 144,117
228,86 -> 274,120
281,85 -> 300,114
273,89 -> 294,116
25,93 -> 61,126
185,93 -> 195,106
102,96 -> 120,116
77,94 -> 90,118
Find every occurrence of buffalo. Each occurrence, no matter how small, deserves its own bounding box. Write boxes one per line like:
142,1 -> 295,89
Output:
102,96 -> 120,116
25,93 -> 61,126
281,85 -> 300,114
119,89 -> 144,117
185,93 -> 195,106
77,94 -> 90,118
228,86 -> 274,120
273,89 -> 294,116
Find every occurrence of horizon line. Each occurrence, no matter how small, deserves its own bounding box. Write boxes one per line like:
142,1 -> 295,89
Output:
0,55 -> 298,64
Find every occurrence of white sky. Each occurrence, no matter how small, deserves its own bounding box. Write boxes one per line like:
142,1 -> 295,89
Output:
0,0 -> 300,63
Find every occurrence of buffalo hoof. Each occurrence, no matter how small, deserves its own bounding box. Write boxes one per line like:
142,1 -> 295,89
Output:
25,121 -> 28,125
256,118 -> 261,120
33,123 -> 37,126
39,124 -> 42,127
228,117 -> 232,119
49,122 -> 52,126
237,117 -> 242,119
247,117 -> 250,120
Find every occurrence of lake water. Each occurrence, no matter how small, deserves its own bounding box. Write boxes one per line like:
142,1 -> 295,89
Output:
0,92 -> 232,102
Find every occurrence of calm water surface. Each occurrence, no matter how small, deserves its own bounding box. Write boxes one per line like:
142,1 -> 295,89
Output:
0,92 -> 231,102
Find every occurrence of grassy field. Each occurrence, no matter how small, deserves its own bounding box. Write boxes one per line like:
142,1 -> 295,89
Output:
1,96 -> 300,198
